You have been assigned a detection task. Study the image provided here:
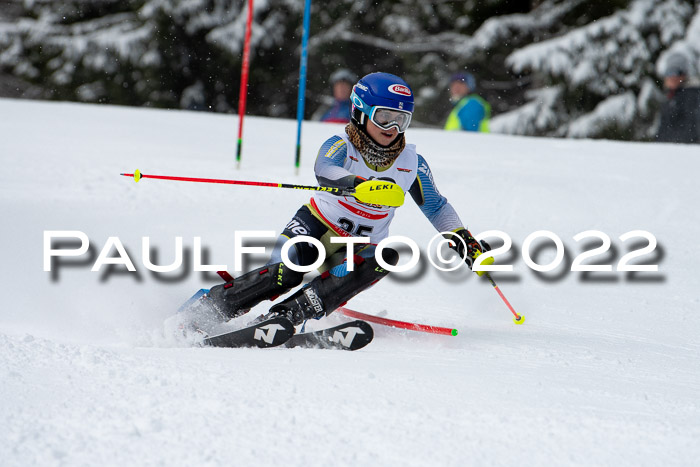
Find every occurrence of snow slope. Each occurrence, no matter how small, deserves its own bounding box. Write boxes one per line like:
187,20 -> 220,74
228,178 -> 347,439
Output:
1,98 -> 699,466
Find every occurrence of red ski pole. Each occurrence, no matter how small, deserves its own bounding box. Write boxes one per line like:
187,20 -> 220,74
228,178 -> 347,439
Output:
338,307 -> 458,336
120,170 -> 346,193
119,170 -> 406,207
484,272 -> 524,324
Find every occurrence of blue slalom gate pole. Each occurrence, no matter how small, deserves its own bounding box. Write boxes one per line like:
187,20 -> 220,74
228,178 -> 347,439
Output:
294,0 -> 312,174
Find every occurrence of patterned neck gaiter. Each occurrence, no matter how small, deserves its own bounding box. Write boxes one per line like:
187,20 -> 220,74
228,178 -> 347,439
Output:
345,122 -> 405,169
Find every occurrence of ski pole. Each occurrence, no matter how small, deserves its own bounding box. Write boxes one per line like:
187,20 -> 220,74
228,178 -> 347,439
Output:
121,169 -> 347,193
484,272 -> 525,324
120,170 -> 405,206
338,307 -> 458,336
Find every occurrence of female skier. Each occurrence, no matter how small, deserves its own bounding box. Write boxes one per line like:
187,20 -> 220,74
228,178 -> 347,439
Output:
189,72 -> 490,331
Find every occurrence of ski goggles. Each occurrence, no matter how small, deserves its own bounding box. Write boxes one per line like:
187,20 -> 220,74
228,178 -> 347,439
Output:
351,93 -> 413,133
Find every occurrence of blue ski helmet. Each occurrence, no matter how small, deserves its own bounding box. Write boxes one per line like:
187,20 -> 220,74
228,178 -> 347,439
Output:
351,72 -> 414,132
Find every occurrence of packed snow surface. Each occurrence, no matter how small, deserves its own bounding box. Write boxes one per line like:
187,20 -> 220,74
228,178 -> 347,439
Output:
1,98 -> 699,466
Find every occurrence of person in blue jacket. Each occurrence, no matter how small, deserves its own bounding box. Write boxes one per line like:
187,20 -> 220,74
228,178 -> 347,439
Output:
444,72 -> 490,132
319,69 -> 357,123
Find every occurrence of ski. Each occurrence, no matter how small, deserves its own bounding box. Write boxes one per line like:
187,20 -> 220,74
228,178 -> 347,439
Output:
284,320 -> 374,351
178,288 -> 374,350
202,317 -> 295,348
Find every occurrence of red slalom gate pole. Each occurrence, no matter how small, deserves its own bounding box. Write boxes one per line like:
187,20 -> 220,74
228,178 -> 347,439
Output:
484,273 -> 524,324
236,0 -> 254,169
338,307 -> 458,336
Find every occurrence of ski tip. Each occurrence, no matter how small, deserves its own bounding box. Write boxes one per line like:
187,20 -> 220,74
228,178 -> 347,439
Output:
451,329 -> 458,336
513,315 -> 525,325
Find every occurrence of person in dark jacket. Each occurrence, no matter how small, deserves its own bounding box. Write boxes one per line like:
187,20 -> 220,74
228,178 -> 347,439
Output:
655,52 -> 700,144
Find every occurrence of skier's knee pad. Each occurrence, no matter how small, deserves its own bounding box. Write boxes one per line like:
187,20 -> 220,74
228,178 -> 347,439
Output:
208,262 -> 304,319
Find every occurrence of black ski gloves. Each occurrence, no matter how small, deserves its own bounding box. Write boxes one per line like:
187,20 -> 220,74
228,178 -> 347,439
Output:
316,175 -> 367,190
444,228 -> 491,270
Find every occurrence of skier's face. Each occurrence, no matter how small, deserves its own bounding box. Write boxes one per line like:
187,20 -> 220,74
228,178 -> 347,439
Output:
366,120 -> 399,147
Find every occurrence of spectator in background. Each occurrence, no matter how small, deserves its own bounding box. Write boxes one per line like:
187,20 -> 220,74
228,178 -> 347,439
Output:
318,69 -> 357,123
655,52 -> 700,144
444,72 -> 490,132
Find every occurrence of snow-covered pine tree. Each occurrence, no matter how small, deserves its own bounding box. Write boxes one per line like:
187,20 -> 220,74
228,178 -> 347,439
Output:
0,0 -> 303,115
491,0 -> 699,140
304,0 -> 534,125
1,0 -> 698,140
